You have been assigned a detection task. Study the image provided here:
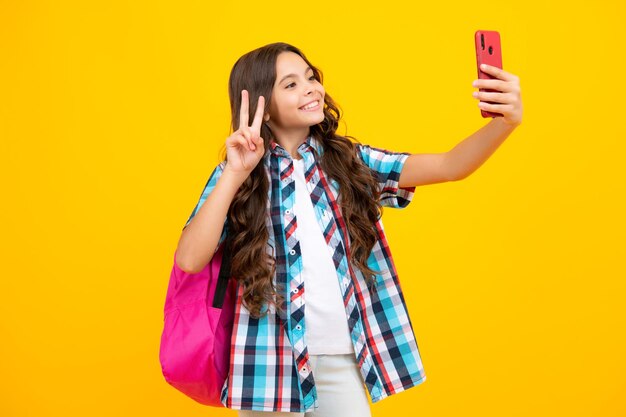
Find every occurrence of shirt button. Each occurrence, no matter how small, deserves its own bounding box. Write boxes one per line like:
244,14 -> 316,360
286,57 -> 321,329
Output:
285,209 -> 291,214
293,288 -> 299,293
290,249 -> 296,255
296,324 -> 302,330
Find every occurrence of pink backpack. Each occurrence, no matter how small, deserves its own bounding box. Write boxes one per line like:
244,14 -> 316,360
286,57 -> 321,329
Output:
159,237 -> 237,406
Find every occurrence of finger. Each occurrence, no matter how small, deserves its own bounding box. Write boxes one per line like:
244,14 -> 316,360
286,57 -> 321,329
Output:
236,136 -> 253,155
250,95 -> 265,135
239,90 -> 249,130
473,91 -> 510,104
478,100 -> 509,114
241,128 -> 254,150
241,127 -> 251,140
473,79 -> 512,93
254,135 -> 263,153
228,134 -> 245,150
480,64 -> 513,82
228,133 -> 245,148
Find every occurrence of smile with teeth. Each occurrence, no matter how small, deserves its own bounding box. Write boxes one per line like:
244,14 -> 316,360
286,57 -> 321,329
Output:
300,100 -> 320,111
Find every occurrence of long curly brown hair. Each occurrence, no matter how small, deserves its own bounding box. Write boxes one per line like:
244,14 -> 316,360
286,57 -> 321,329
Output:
222,42 -> 386,319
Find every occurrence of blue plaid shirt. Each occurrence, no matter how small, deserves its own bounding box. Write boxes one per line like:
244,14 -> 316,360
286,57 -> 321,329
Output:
183,134 -> 427,412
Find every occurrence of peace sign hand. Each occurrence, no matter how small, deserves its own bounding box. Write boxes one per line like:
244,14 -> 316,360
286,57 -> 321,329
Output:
224,90 -> 266,178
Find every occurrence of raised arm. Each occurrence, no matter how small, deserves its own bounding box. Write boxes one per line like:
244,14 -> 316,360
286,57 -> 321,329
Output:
398,152 -> 454,187
400,63 -> 523,187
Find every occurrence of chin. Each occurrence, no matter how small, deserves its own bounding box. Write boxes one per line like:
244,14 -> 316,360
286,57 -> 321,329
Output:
310,111 -> 325,124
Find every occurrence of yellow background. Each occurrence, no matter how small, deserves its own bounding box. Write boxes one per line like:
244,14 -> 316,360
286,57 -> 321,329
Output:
1,0 -> 625,416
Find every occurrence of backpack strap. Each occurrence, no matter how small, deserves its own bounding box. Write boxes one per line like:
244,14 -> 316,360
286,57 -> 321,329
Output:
212,224 -> 233,309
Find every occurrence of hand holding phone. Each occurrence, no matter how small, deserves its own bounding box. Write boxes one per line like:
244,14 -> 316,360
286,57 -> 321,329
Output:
474,30 -> 503,118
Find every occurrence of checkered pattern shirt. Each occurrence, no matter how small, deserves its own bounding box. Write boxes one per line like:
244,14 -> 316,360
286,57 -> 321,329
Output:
183,134 -> 427,412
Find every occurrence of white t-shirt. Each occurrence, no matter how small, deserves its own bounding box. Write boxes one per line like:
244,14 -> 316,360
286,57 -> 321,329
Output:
292,157 -> 354,355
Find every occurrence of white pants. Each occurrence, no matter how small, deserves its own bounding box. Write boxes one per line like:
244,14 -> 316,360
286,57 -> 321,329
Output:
237,353 -> 372,417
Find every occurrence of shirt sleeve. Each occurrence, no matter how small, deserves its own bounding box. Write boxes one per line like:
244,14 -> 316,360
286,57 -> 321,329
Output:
182,161 -> 228,253
355,144 -> 416,209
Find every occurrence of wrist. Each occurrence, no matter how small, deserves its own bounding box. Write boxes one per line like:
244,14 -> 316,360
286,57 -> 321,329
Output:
222,164 -> 249,188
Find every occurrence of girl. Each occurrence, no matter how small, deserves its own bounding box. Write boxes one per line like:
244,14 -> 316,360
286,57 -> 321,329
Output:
175,42 -> 523,417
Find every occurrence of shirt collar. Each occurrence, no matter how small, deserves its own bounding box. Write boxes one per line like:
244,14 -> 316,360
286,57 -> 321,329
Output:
266,134 -> 324,161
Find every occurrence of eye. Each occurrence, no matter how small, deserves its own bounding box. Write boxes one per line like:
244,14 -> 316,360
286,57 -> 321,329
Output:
286,75 -> 317,89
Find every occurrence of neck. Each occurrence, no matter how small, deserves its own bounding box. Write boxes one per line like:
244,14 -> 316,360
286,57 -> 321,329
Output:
276,133 -> 309,158
267,125 -> 310,159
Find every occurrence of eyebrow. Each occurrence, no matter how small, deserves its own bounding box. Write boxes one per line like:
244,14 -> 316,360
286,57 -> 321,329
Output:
278,67 -> 313,85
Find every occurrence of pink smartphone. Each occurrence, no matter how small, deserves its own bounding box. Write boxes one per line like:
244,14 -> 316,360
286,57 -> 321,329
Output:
474,30 -> 503,118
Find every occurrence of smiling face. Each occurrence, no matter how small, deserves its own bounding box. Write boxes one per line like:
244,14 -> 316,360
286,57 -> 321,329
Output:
265,51 -> 325,135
